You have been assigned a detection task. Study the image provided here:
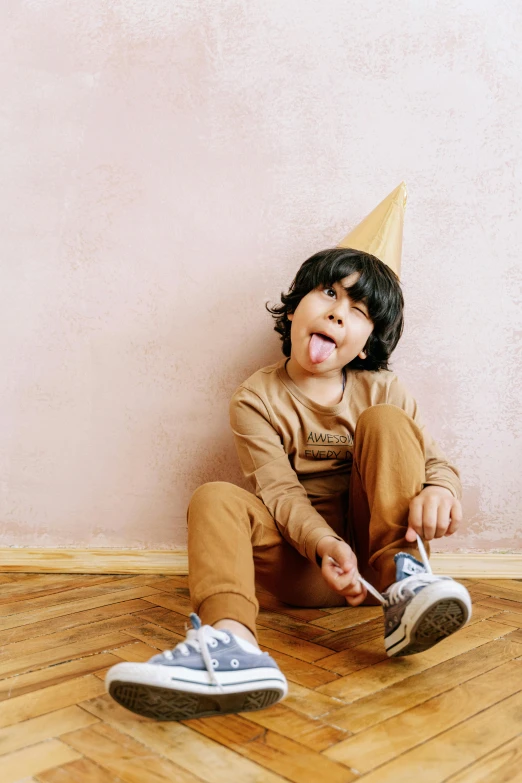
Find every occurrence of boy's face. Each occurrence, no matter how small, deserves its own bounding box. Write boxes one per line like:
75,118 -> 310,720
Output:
287,273 -> 374,377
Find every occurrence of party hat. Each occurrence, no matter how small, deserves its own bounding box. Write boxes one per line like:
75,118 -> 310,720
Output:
337,182 -> 407,279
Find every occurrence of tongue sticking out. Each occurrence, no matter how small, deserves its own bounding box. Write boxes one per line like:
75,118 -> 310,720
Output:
309,333 -> 336,364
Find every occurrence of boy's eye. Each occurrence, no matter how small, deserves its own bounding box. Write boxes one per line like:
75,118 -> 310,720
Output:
323,287 -> 367,316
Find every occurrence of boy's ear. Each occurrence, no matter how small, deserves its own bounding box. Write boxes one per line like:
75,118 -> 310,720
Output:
358,350 -> 366,359
288,313 -> 293,321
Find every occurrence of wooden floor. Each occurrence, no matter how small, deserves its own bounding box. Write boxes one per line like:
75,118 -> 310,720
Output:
1,575 -> 522,783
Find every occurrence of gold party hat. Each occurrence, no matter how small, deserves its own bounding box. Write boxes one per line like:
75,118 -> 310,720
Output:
337,182 -> 407,279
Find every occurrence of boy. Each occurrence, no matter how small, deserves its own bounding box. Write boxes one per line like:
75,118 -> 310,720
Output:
106,243 -> 471,722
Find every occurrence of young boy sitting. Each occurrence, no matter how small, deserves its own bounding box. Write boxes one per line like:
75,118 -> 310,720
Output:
106,241 -> 471,722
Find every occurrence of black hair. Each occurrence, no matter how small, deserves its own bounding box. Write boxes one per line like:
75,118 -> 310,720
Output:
265,247 -> 404,372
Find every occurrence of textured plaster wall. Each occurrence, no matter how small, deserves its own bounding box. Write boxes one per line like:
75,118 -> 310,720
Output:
1,0 -> 521,552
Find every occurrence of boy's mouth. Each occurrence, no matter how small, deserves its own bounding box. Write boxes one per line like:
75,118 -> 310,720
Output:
309,332 -> 337,364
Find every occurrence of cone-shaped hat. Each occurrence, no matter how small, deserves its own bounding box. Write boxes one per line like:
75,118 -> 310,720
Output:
337,182 -> 407,279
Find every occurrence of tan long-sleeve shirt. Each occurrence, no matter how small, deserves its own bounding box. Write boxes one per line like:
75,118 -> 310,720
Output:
229,357 -> 462,564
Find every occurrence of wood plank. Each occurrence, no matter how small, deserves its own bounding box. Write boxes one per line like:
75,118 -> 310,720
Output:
256,610 -> 330,641
474,596 -> 522,612
316,619 -> 516,696
350,690 -> 522,783
308,605 -> 381,631
132,606 -> 191,634
182,713 -> 357,783
237,702 -> 350,751
313,636 -> 388,677
256,592 -> 331,621
0,654 -> 121,702
0,599 -> 152,643
1,739 -> 81,783
0,631 -> 133,679
0,586 -> 160,625
0,548 -> 188,574
139,591 -> 193,615
492,610 -> 522,627
467,584 -> 522,602
0,575 -> 133,605
79,694 -> 288,783
474,579 -> 522,593
0,614 -> 145,663
312,617 -> 383,652
314,604 -> 507,677
465,590 -> 493,603
124,622 -> 185,651
110,642 -> 159,662
60,722 -> 208,783
325,659 -> 522,772
444,734 -> 522,783
0,675 -> 106,729
261,649 -> 340,689
93,668 -> 114,682
37,757 -> 128,783
140,576 -> 194,592
256,628 -> 331,662
283,681 -> 346,719
324,636 -> 522,732
0,705 -> 99,756
503,628 -> 522,644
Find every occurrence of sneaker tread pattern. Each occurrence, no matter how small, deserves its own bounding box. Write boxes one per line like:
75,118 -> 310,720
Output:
109,681 -> 282,721
390,598 -> 468,657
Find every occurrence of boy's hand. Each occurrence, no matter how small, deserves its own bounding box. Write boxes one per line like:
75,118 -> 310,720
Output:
406,485 -> 462,542
316,536 -> 367,606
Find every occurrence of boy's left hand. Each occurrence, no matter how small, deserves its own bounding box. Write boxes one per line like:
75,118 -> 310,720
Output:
406,485 -> 462,542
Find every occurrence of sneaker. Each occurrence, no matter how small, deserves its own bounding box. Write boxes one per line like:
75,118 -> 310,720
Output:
360,535 -> 472,658
105,613 -> 288,720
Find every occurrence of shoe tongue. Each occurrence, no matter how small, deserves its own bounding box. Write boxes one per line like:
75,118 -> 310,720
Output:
394,552 -> 427,581
309,333 -> 336,364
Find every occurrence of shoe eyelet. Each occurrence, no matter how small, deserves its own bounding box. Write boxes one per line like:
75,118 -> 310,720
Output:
181,649 -> 190,656
230,659 -> 239,668
211,659 -> 219,668
222,634 -> 230,644
209,639 -> 218,648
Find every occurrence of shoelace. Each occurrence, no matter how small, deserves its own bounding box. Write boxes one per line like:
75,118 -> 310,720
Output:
382,571 -> 443,606
161,613 -> 228,691
356,534 -> 433,606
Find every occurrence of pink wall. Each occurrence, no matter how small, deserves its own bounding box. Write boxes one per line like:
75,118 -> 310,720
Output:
1,1 -> 521,553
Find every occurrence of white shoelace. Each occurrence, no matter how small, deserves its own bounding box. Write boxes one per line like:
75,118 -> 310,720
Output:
356,534 -> 433,606
161,616 -> 229,691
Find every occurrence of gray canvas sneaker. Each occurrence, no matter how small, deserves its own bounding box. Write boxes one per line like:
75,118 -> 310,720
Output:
358,534 -> 472,658
380,537 -> 472,657
105,613 -> 288,720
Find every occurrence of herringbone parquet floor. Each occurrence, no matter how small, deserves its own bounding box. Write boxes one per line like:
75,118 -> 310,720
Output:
1,572 -> 522,782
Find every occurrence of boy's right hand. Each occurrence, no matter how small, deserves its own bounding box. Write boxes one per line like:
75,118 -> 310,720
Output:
316,536 -> 367,606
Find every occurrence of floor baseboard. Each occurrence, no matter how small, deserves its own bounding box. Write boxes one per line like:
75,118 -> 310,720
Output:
0,548 -> 521,578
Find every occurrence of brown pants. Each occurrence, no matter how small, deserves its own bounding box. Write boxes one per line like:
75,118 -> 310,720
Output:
187,404 -> 429,638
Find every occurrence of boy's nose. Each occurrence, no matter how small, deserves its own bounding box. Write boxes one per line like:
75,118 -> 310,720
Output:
329,314 -> 343,325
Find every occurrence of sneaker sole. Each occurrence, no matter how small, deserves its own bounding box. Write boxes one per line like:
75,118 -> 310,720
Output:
108,680 -> 284,720
385,583 -> 472,657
